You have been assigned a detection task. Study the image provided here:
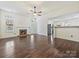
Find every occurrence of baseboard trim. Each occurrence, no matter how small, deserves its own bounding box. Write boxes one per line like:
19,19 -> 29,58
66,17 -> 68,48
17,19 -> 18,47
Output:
0,34 -> 47,39
36,33 -> 47,37
55,37 -> 79,43
0,36 -> 18,39
26,33 -> 47,37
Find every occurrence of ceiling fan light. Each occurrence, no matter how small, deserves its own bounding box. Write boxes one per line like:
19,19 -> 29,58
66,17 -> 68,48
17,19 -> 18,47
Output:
38,11 -> 42,13
33,13 -> 37,16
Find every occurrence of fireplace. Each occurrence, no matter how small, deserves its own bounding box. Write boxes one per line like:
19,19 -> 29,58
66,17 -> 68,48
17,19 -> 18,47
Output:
19,29 -> 27,37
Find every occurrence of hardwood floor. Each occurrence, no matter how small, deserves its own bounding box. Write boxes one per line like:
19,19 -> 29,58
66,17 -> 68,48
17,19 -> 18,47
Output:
0,34 -> 78,58
54,38 -> 79,58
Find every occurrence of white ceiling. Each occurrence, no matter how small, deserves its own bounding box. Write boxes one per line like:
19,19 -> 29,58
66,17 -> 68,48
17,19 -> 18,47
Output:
0,1 -> 79,18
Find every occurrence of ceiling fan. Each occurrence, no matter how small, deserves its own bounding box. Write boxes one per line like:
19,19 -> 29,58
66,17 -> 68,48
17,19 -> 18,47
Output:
30,6 -> 42,16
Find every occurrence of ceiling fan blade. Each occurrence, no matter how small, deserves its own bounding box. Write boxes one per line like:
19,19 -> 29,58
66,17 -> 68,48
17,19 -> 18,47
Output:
38,11 -> 42,13
30,6 -> 42,16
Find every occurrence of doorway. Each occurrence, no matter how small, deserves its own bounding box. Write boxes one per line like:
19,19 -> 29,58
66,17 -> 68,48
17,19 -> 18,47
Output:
47,24 -> 54,44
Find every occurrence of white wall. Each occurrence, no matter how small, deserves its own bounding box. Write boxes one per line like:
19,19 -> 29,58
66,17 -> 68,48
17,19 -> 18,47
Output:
55,27 -> 79,42
0,5 -> 79,40
0,10 -> 1,37
16,14 -> 28,35
37,16 -> 48,36
0,10 -> 17,38
0,9 -> 28,38
25,15 -> 38,34
0,9 -> 39,38
54,16 -> 79,42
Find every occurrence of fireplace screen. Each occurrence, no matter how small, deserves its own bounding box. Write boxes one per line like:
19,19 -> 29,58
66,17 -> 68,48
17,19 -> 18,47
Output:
19,29 -> 27,37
